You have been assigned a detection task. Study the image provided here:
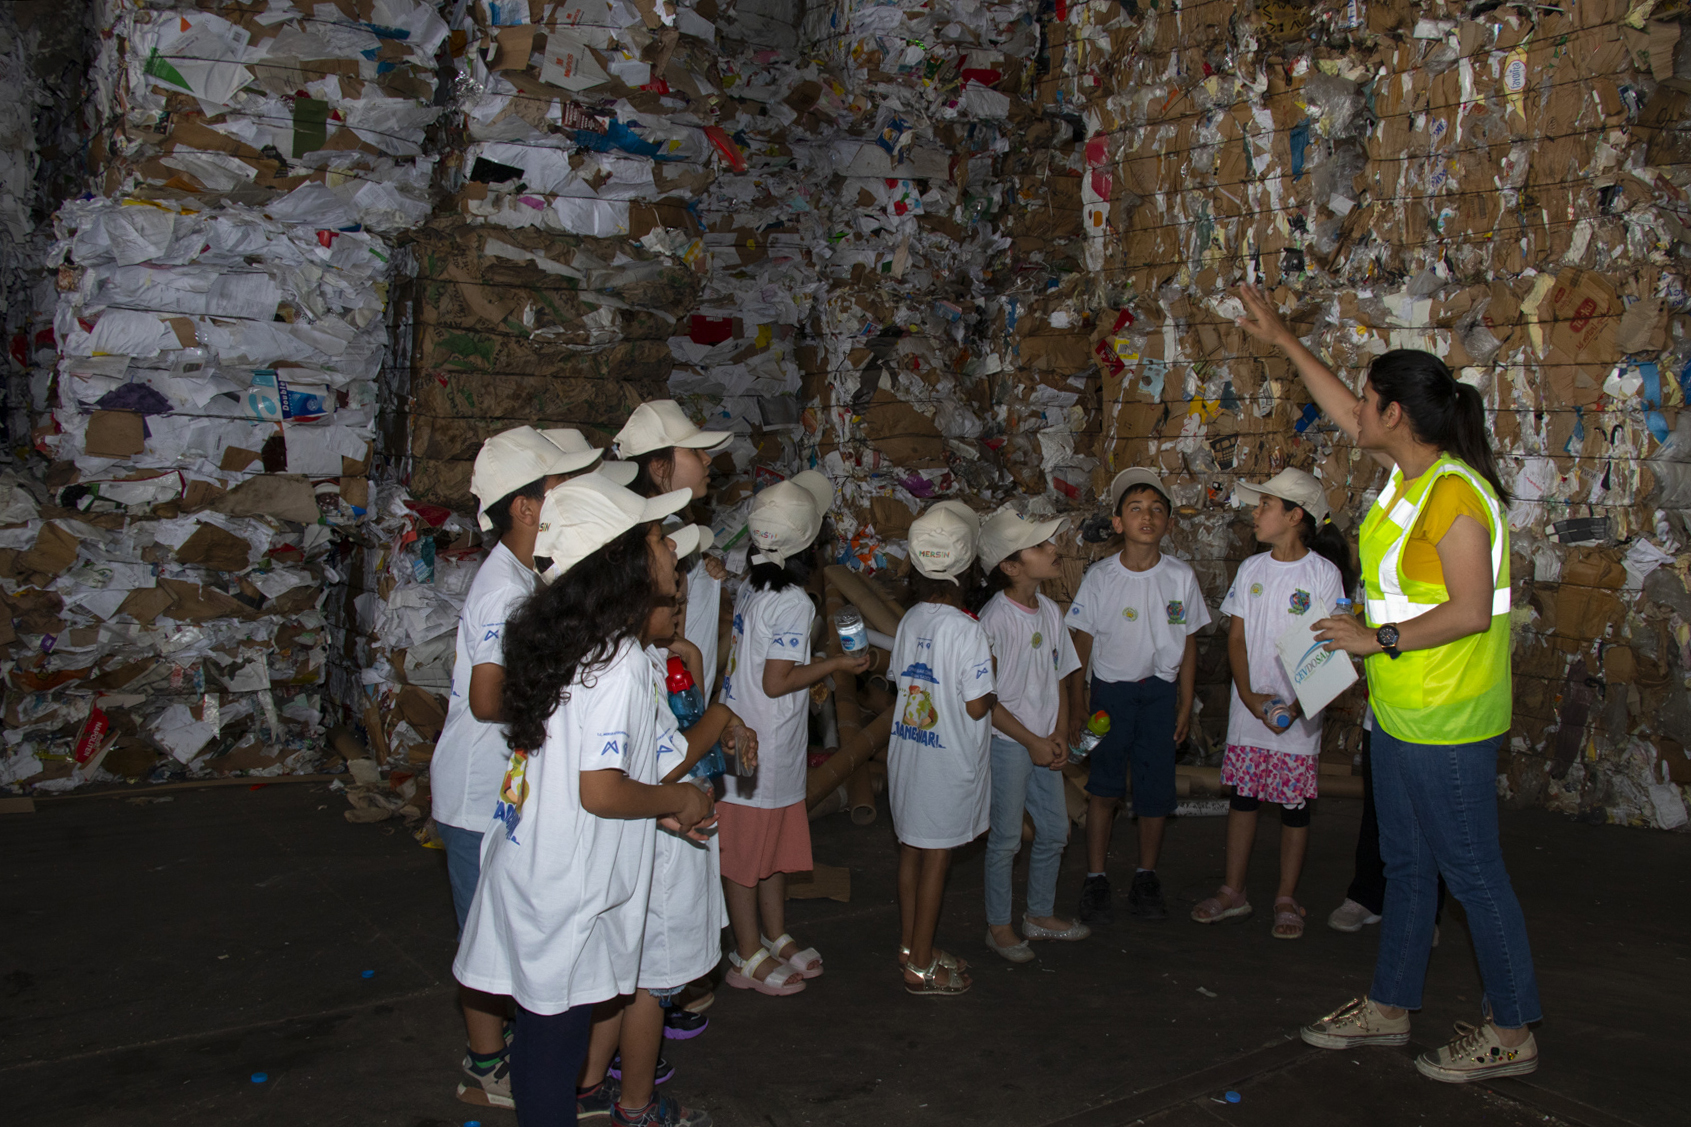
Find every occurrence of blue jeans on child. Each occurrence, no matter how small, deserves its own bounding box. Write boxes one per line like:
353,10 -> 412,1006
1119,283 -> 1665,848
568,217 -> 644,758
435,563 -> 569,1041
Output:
985,735 -> 1070,926
1084,677 -> 1178,817
437,821 -> 484,937
1369,730 -> 1542,1028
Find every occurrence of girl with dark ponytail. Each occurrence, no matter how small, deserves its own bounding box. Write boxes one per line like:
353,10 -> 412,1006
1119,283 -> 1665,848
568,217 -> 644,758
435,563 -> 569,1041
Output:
1236,285 -> 1541,1083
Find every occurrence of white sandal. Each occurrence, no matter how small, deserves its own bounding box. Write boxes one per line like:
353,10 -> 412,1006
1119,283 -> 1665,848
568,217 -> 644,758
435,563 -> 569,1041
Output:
760,932 -> 823,979
726,948 -> 806,996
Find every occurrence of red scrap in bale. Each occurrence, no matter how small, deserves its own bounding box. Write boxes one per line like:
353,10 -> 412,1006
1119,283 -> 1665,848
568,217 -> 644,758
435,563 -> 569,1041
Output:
688,315 -> 734,344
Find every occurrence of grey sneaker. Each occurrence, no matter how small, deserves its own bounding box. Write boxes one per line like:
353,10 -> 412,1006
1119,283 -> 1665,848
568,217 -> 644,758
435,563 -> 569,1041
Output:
1416,1022 -> 1538,1083
611,1094 -> 712,1127
457,1051 -> 514,1109
1301,996 -> 1412,1049
1327,898 -> 1383,932
578,1077 -> 622,1120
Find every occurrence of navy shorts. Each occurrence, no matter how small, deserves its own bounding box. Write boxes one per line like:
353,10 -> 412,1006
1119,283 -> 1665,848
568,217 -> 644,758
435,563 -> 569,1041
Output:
1085,677 -> 1179,817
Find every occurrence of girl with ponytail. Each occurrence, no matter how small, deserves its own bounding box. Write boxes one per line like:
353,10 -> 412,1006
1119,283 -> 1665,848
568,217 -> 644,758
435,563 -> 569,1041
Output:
1236,285 -> 1540,1085
1192,469 -> 1347,940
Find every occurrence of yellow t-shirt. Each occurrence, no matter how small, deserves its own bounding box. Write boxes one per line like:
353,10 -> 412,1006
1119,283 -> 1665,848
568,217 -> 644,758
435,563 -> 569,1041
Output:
1380,474 -> 1492,587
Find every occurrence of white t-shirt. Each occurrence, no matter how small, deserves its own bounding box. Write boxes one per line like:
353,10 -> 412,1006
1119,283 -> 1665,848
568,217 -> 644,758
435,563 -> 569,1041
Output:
640,699 -> 728,991
718,583 -> 814,809
1219,551 -> 1344,756
887,602 -> 996,850
431,542 -> 537,832
979,591 -> 1081,743
1065,553 -> 1212,683
453,638 -> 659,1014
682,558 -> 723,690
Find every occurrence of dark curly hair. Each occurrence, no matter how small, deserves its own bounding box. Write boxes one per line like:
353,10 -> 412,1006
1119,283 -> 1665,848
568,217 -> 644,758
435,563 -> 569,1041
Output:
502,523 -> 659,753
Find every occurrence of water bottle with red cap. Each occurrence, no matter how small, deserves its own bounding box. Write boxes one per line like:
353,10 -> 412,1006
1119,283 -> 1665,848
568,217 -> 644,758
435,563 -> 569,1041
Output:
666,656 -> 725,780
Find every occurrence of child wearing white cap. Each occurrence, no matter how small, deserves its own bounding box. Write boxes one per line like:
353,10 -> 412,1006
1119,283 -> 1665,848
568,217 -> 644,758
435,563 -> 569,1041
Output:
1191,468 -> 1355,941
1065,468 -> 1211,926
975,511 -> 1091,962
433,425 -> 601,1108
718,470 -> 869,996
453,476 -> 715,1127
610,402 -> 734,709
887,501 -> 996,996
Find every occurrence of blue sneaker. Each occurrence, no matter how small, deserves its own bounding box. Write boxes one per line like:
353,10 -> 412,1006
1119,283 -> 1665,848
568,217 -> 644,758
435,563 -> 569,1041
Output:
608,1053 -> 673,1085
611,1094 -> 711,1127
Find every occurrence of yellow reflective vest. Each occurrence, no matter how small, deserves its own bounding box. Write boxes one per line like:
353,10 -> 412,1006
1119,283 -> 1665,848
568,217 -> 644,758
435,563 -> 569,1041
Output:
1359,454 -> 1512,744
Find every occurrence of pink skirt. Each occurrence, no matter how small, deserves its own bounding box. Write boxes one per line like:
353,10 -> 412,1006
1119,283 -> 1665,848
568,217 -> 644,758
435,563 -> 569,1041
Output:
716,800 -> 813,886
1221,744 -> 1320,808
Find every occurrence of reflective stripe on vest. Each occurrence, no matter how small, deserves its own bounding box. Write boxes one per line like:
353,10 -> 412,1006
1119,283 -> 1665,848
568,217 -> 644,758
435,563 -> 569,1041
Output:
1362,458 -> 1510,626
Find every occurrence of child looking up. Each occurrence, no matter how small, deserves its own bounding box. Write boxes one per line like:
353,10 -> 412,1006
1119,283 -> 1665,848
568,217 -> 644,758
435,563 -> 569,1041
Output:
432,426 -> 602,1109
976,511 -> 1090,962
452,476 -> 714,1126
718,471 -> 869,995
1066,469 -> 1210,924
888,502 -> 995,995
1191,469 -> 1354,939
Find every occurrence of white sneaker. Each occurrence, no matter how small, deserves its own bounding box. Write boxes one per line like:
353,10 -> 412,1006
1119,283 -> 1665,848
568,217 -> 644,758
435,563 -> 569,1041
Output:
1327,898 -> 1383,933
1415,1022 -> 1538,1083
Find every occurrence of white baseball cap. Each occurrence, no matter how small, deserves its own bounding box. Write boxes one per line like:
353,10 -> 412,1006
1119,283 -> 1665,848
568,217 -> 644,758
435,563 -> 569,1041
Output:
664,514 -> 715,557
1108,467 -> 1171,512
541,427 -> 639,486
748,469 -> 835,566
614,400 -> 733,458
532,474 -> 696,584
927,500 -> 980,536
978,510 -> 1064,573
1234,467 -> 1331,524
471,425 -> 597,532
908,502 -> 978,583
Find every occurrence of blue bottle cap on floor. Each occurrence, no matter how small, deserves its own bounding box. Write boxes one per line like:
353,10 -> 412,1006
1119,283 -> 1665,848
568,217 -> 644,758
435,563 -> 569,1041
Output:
251,1072 -> 268,1084
466,1121 -> 481,1126
1225,1090 -> 1241,1103
362,969 -> 375,978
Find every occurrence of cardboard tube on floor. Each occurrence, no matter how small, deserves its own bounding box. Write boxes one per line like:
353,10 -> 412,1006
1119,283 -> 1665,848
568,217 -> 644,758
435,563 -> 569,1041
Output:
847,762 -> 877,825
823,564 -> 905,636
808,784 -> 848,820
807,708 -> 894,807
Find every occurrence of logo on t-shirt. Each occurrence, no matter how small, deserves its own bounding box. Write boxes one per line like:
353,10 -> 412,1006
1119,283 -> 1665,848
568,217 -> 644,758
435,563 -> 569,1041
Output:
1121,606 -> 1139,621
898,660 -> 940,685
895,684 -> 944,748
1250,582 -> 1263,597
1166,600 -> 1186,624
483,627 -> 501,642
1031,631 -> 1044,650
1289,589 -> 1311,615
493,749 -> 531,843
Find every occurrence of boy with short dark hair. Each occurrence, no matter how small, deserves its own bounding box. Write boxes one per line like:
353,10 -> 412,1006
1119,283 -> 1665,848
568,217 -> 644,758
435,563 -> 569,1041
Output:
1065,469 -> 1210,924
433,425 -> 600,1108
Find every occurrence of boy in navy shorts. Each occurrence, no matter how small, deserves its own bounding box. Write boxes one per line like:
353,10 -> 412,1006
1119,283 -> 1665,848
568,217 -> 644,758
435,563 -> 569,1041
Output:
1066,469 -> 1209,922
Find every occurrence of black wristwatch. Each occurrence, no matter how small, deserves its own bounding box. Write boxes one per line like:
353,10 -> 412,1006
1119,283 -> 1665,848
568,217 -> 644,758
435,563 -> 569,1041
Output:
1375,623 -> 1402,660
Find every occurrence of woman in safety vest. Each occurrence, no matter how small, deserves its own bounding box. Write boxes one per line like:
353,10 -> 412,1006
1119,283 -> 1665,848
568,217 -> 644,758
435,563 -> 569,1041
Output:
1235,284 -> 1540,1085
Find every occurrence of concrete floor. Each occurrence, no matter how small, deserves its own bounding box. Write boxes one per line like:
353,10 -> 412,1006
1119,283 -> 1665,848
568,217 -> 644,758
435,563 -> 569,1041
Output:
0,784 -> 1682,1127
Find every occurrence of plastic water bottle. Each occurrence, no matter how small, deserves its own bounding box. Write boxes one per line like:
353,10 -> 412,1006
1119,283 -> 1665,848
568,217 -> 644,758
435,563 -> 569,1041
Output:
1068,711 -> 1111,763
1334,597 -> 1353,616
1262,697 -> 1294,729
833,607 -> 869,654
666,657 -> 725,779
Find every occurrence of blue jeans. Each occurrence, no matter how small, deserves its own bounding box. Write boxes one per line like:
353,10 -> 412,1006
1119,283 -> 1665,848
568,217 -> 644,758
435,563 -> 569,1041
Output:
1370,730 -> 1542,1027
985,735 -> 1070,926
438,822 -> 484,938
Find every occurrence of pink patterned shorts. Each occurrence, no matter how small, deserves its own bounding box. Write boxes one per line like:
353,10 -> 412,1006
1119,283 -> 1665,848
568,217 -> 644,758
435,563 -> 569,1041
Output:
1221,744 -> 1320,808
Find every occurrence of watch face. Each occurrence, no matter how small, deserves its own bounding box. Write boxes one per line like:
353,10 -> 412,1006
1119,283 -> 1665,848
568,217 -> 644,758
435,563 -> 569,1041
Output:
1377,624 -> 1400,647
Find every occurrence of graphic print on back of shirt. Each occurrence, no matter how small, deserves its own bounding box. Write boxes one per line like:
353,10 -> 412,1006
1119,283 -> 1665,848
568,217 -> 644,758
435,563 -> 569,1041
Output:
895,637 -> 943,747
494,749 -> 530,843
720,612 -> 744,700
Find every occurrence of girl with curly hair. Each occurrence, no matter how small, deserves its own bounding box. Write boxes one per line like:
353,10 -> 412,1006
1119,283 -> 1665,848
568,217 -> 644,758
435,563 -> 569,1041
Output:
453,476 -> 715,1127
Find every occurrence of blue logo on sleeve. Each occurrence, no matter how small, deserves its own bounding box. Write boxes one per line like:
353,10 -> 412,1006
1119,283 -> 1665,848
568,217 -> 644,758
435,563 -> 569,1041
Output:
484,627 -> 501,641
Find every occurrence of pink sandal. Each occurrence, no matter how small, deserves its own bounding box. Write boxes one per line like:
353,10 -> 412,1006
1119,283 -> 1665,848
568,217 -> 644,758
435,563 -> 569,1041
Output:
1191,885 -> 1253,924
725,948 -> 806,995
1272,897 -> 1307,940
761,932 -> 822,979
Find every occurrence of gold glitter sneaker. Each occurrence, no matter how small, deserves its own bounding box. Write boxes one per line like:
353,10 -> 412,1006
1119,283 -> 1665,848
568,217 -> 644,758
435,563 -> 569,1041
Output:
1301,996 -> 1412,1049
1415,1022 -> 1538,1083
